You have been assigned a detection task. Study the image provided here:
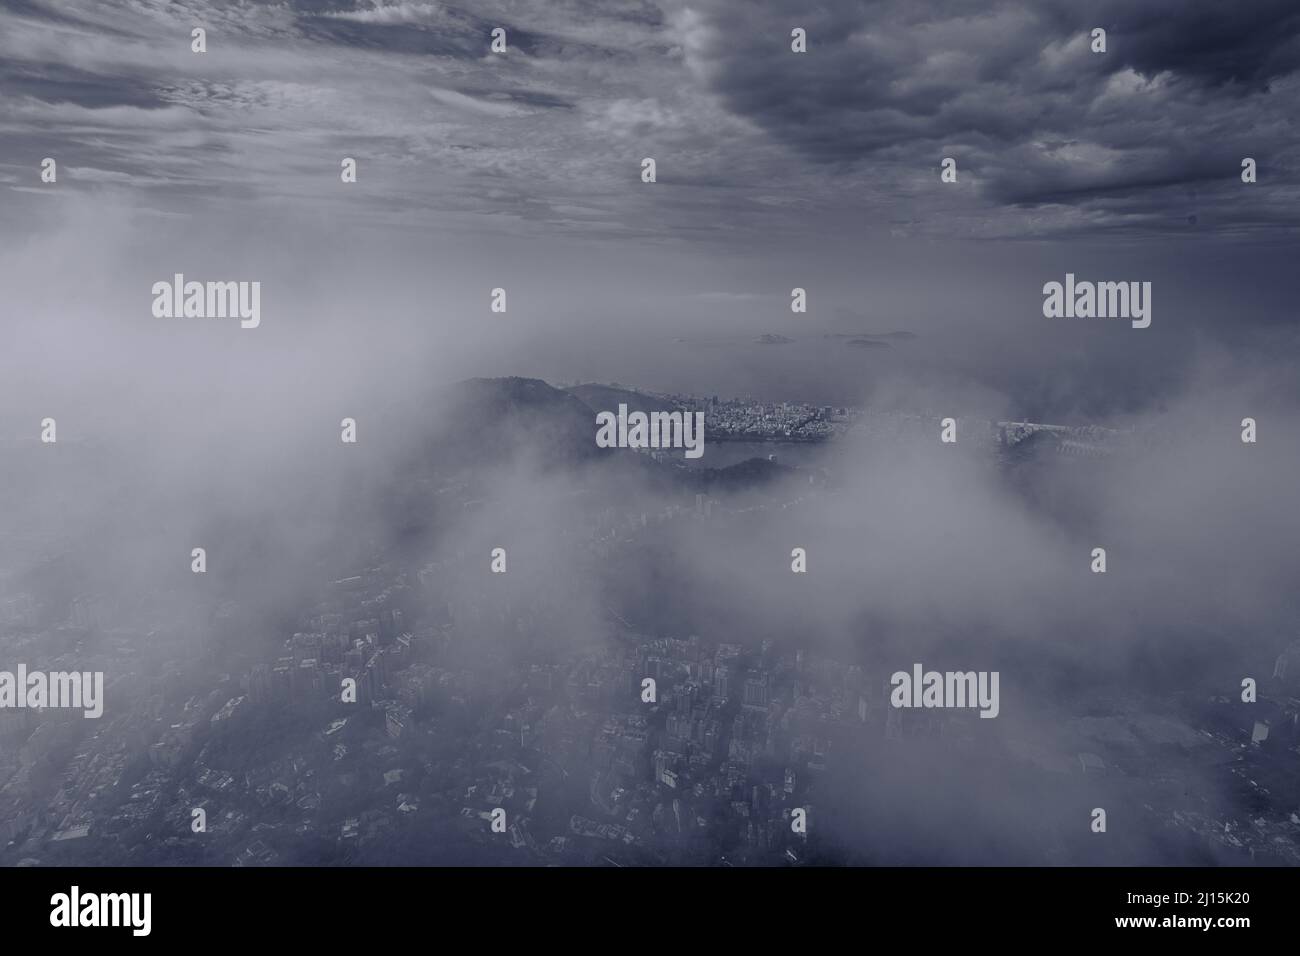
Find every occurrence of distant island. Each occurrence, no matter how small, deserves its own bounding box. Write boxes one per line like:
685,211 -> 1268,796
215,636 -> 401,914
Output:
755,333 -> 793,345
825,330 -> 917,342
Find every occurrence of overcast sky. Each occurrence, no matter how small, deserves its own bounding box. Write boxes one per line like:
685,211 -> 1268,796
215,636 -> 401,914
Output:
3,0 -> 1299,238
0,0 -> 1296,238
2,0 -> 1299,416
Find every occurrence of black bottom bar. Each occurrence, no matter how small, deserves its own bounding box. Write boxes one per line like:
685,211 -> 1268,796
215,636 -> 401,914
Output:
0,866 -> 1280,941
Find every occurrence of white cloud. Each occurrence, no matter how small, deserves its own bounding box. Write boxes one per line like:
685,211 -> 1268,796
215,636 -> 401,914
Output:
320,3 -> 449,26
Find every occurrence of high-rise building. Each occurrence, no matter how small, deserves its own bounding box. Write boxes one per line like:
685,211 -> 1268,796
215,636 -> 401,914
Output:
743,674 -> 769,708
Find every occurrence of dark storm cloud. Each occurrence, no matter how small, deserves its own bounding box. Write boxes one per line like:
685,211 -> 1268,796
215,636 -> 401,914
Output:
0,59 -> 169,108
2,0 -> 1298,240
682,0 -> 1300,236
298,7 -> 555,59
1104,0 -> 1300,90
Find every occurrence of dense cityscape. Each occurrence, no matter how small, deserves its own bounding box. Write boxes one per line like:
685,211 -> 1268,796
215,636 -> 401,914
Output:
2,382 -> 1296,867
